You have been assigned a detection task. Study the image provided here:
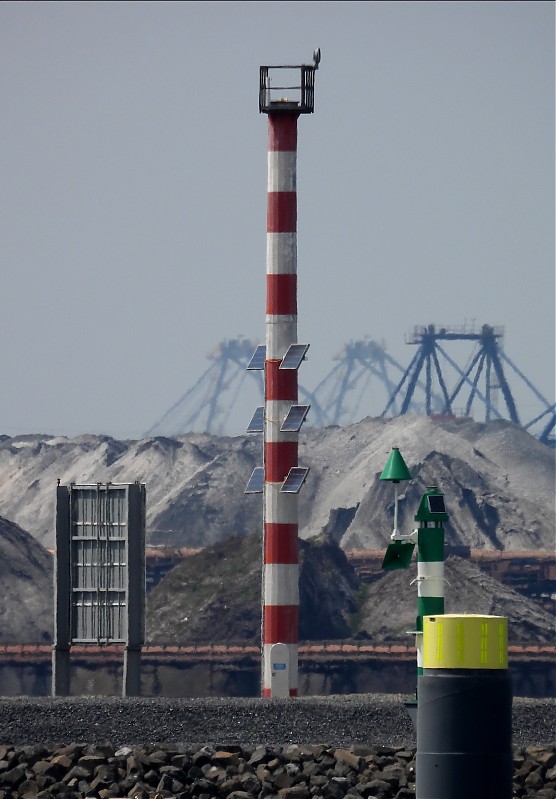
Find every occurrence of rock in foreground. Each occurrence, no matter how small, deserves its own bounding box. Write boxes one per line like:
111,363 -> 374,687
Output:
0,740 -> 554,799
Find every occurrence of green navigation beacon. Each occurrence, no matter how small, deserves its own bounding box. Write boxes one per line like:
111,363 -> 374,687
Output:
380,447 -> 414,570
378,450 -> 450,700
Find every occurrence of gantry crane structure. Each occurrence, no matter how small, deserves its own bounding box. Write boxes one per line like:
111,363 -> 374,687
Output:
147,328 -> 555,445
146,336 -> 323,437
309,337 -> 419,426
145,337 -> 264,437
381,324 -> 555,445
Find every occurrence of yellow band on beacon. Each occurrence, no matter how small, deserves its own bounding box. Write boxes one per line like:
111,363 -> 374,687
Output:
422,614 -> 508,670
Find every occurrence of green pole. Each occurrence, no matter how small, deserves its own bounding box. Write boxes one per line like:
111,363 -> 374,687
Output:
414,488 -> 448,678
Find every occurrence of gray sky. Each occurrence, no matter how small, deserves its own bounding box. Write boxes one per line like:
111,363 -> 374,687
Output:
1,1 -> 553,439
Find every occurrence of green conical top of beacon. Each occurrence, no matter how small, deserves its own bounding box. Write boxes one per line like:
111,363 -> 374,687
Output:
380,447 -> 412,483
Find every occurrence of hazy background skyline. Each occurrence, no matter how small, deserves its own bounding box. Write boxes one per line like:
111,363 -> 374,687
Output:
1,1 -> 553,439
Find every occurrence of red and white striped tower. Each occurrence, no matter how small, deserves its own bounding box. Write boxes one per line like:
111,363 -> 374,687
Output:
258,54 -> 318,697
263,110 -> 300,697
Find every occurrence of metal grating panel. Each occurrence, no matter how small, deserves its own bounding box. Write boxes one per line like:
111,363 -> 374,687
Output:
64,484 -> 145,644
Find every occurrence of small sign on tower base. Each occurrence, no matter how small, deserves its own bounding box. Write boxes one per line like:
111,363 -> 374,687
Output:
269,642 -> 290,698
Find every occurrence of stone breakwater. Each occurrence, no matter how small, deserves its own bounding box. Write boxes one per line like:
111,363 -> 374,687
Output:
0,742 -> 555,799
0,696 -> 554,798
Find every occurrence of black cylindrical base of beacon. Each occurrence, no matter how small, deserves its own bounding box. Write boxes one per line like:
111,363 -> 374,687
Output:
416,669 -> 512,799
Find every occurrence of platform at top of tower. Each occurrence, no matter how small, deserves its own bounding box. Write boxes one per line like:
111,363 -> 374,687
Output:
405,323 -> 504,344
259,63 -> 316,115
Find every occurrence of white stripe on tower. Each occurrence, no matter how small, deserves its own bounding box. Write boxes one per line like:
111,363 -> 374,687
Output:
416,523 -> 445,676
263,112 -> 299,698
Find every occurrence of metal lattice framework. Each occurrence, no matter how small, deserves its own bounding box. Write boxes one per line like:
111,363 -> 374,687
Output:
310,337 -> 417,426
381,324 -> 555,445
147,328 -> 555,445
145,337 -> 264,437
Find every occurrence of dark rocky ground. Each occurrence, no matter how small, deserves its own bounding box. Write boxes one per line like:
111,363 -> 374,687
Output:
0,740 -> 554,799
0,696 -> 554,798
145,534 -> 555,647
0,518 -> 52,645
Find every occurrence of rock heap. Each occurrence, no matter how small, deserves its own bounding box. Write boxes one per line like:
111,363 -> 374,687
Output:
0,742 -> 554,799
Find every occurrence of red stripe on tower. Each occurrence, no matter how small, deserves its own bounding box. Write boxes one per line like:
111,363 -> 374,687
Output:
268,115 -> 298,151
267,193 -> 297,232
264,524 -> 298,564
265,441 -> 298,482
263,110 -> 300,698
263,605 -> 299,643
266,274 -> 297,315
265,362 -> 297,400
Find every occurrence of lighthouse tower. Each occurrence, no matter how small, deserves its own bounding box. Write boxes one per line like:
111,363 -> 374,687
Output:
246,52 -> 319,697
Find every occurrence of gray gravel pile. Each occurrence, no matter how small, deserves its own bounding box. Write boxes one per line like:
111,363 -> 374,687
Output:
0,696 -> 554,750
